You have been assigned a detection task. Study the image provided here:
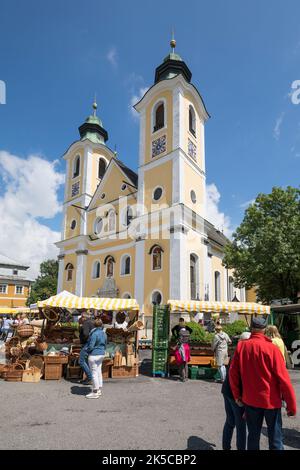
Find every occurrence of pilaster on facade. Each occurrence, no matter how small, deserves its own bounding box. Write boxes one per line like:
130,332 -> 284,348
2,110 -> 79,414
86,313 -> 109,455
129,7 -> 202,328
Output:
134,237 -> 145,313
57,254 -> 65,294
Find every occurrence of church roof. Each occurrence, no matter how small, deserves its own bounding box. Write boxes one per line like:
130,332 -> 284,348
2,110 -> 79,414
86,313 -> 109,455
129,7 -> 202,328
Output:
115,158 -> 138,188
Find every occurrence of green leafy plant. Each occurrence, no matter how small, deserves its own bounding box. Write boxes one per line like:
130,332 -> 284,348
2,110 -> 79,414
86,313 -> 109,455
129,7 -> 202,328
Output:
222,320 -> 248,338
171,322 -> 214,344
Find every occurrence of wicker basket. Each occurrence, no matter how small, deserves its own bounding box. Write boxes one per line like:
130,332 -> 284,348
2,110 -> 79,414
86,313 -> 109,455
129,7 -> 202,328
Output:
4,363 -> 24,382
29,355 -> 44,374
36,340 -> 48,352
111,364 -> 138,379
10,346 -> 23,357
17,324 -> 34,338
43,308 -> 59,323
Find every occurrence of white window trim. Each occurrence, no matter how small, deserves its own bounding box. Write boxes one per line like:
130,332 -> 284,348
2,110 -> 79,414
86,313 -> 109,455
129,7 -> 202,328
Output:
151,248 -> 163,272
190,189 -> 197,204
91,260 -> 101,279
70,219 -> 77,230
0,284 -> 8,294
151,97 -> 167,135
94,217 -> 103,236
214,271 -> 221,301
72,154 -> 81,179
188,104 -> 197,137
66,264 -> 74,283
152,185 -> 164,202
150,289 -> 163,306
97,157 -> 108,181
122,292 -> 132,299
15,285 -> 24,295
120,253 -> 131,277
107,209 -> 117,233
106,257 -> 114,278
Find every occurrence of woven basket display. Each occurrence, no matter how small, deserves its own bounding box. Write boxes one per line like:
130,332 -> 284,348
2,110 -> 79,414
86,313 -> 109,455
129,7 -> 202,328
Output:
17,324 -> 34,338
4,363 -> 24,382
43,308 -> 60,323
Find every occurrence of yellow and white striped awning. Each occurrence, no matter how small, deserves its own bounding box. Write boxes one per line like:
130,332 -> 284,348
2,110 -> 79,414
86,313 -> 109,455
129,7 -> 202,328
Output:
0,307 -> 35,315
168,300 -> 270,315
38,290 -> 139,311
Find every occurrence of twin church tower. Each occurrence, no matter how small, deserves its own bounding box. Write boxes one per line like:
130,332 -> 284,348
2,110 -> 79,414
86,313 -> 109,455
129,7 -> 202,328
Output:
56,38 -> 244,321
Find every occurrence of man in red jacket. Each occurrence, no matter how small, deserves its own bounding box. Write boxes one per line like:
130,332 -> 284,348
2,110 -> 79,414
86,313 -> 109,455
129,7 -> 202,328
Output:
229,316 -> 297,450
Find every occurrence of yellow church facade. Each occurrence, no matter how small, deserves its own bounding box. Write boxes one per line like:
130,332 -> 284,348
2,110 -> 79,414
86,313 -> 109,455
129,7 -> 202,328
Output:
56,40 -> 245,326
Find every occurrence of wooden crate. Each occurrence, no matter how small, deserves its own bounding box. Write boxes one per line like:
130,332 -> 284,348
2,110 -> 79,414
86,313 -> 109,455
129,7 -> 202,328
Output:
111,365 -> 138,379
44,363 -> 62,380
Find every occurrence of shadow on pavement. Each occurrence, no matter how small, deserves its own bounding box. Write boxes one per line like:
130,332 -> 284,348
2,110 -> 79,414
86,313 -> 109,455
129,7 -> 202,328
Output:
262,426 -> 300,449
70,385 -> 90,396
186,435 -> 216,450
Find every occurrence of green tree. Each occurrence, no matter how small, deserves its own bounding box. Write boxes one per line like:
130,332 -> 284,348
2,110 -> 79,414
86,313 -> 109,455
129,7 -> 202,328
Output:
223,186 -> 300,304
27,259 -> 58,306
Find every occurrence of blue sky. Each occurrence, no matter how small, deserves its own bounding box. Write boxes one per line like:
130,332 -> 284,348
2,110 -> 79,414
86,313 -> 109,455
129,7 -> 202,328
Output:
0,0 -> 300,274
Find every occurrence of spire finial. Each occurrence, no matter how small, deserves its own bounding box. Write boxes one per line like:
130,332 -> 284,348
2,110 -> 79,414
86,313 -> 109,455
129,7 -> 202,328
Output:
170,28 -> 176,52
92,93 -> 97,117
114,144 -> 118,158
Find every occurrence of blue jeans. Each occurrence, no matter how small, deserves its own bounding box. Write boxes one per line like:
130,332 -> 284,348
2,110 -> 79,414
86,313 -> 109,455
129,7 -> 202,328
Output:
245,405 -> 284,450
79,346 -> 92,381
222,395 -> 247,450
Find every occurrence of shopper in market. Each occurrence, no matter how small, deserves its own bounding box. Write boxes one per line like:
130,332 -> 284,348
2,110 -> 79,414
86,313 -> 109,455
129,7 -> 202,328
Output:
172,318 -> 192,382
221,331 -> 251,450
79,311 -> 95,385
86,317 -> 107,399
172,317 -> 192,340
211,324 -> 232,383
229,316 -> 297,450
265,325 -> 285,360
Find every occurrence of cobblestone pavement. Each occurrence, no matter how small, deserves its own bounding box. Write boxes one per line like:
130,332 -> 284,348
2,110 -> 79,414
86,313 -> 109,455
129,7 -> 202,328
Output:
0,352 -> 299,450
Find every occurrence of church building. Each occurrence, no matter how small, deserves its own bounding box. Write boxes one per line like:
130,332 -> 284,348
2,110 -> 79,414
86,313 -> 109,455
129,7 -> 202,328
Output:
56,38 -> 245,325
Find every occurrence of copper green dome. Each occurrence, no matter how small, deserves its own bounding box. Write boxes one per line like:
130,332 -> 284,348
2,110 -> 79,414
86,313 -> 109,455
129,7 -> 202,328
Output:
154,36 -> 192,84
78,101 -> 108,144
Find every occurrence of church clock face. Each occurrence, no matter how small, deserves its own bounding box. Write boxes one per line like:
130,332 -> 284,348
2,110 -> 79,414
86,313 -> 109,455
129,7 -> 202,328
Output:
152,135 -> 166,158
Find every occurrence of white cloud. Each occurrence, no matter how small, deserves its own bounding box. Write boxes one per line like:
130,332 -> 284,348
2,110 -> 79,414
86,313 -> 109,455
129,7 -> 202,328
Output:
0,151 -> 64,279
273,112 -> 285,140
129,87 -> 149,119
240,199 -> 255,209
206,183 -> 232,238
106,46 -> 118,68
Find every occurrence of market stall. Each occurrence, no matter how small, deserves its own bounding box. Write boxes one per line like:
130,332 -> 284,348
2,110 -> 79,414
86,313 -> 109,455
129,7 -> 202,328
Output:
37,291 -> 141,380
0,291 -> 142,382
152,300 -> 270,379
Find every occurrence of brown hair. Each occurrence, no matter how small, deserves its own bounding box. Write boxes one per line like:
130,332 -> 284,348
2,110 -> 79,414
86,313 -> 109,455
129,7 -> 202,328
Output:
94,317 -> 103,328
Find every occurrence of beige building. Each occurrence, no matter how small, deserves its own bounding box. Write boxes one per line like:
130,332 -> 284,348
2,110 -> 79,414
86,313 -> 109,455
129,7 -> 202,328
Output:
56,39 -> 245,327
0,254 -> 32,308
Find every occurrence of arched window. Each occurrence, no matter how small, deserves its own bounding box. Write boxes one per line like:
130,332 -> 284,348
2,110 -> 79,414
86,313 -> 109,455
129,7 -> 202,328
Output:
108,210 -> 116,232
190,254 -> 199,300
149,245 -> 163,271
73,155 -> 80,178
228,276 -> 234,301
94,217 -> 103,236
121,255 -> 131,276
92,261 -> 101,279
153,102 -> 164,132
124,206 -> 133,227
152,291 -> 162,305
65,263 -> 74,282
189,105 -> 196,136
105,256 -> 115,278
98,158 -> 106,179
214,271 -> 221,301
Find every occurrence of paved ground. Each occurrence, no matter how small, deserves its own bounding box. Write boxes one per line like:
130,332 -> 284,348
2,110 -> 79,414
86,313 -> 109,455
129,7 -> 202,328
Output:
1,351 -> 300,450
